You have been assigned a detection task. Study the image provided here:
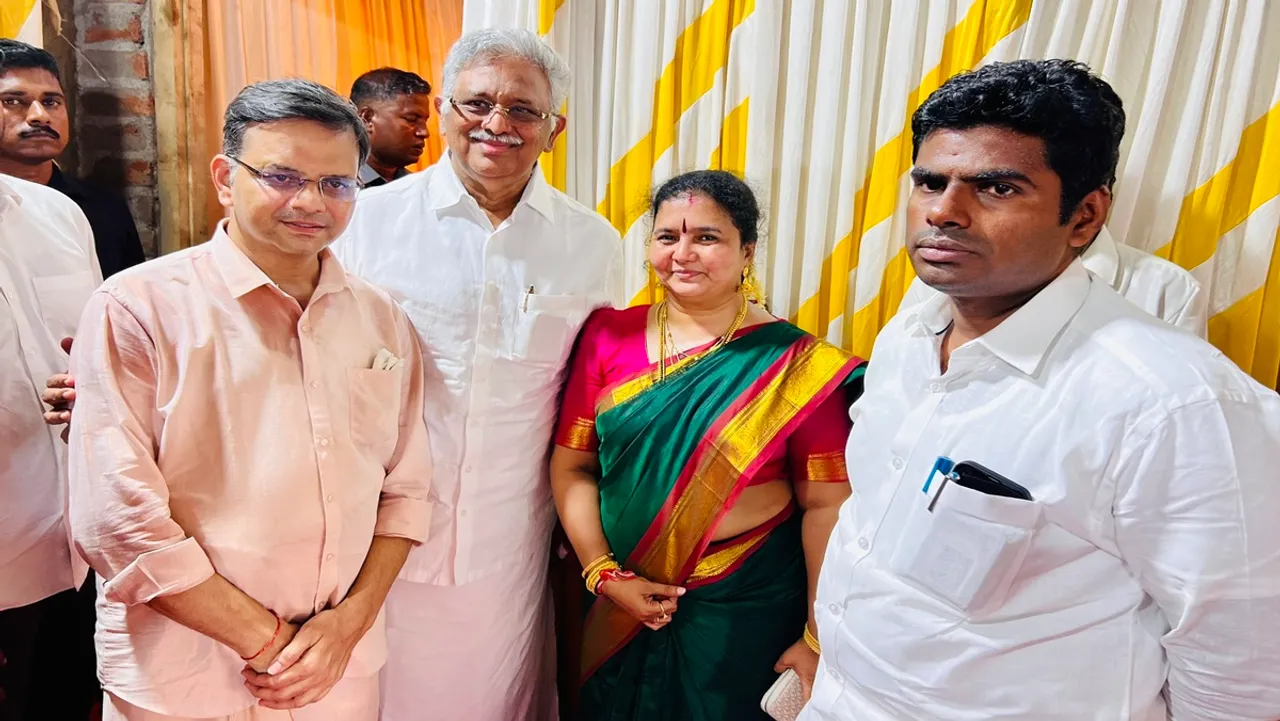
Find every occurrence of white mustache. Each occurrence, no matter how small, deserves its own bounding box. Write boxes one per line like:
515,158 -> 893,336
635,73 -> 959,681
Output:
469,129 -> 523,147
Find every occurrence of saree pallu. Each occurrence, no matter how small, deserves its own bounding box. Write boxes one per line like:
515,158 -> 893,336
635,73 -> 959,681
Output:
580,322 -> 864,721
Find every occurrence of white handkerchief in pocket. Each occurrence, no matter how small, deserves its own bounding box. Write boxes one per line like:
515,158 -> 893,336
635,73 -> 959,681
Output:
371,347 -> 404,371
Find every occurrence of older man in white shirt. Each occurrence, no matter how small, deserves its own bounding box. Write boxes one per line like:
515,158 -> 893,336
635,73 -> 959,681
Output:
804,59 -> 1280,721
332,28 -> 621,721
900,225 -> 1207,336
0,174 -> 100,720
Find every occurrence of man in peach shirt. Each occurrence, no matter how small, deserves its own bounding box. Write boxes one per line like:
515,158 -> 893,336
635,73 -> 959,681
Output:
66,79 -> 432,721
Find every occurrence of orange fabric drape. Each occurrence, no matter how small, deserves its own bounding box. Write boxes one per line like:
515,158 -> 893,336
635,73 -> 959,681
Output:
207,0 -> 463,172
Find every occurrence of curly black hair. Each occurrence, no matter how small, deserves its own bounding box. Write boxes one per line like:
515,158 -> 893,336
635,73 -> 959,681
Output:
650,170 -> 761,246
0,39 -> 61,82
912,59 -> 1125,224
349,67 -> 432,108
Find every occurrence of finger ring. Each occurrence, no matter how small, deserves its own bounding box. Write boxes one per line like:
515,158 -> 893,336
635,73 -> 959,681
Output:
659,611 -> 669,622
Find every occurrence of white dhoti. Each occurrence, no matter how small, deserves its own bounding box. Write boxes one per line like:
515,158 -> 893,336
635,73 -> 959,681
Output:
103,676 -> 379,720
379,565 -> 557,721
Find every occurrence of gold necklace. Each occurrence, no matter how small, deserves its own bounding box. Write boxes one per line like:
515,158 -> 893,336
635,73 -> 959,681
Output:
657,294 -> 750,380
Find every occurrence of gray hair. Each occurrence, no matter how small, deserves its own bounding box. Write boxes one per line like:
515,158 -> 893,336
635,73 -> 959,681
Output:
441,28 -> 571,114
222,79 -> 370,165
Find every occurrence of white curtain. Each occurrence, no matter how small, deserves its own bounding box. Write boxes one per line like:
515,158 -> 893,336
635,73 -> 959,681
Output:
463,0 -> 1280,388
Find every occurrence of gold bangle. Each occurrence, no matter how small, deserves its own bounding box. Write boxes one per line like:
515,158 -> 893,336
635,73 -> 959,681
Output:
580,552 -> 615,580
803,626 -> 821,654
585,559 -> 620,595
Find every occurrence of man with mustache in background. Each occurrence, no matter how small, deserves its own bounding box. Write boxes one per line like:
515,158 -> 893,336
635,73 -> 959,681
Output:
333,27 -> 622,721
0,40 -> 146,278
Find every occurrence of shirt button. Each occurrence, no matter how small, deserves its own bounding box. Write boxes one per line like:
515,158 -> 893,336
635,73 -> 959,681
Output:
326,553 -> 334,561
827,602 -> 841,615
309,380 -> 319,389
301,323 -> 311,334
858,537 -> 869,550
463,465 -> 474,473
930,382 -> 944,393
460,509 -> 468,518
326,494 -> 334,503
892,457 -> 904,470
319,438 -> 330,447
828,668 -> 841,683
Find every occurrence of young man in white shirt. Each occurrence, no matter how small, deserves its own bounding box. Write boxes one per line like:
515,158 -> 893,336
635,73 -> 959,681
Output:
0,173 -> 100,720
332,28 -> 621,721
803,59 -> 1280,721
899,224 -> 1208,336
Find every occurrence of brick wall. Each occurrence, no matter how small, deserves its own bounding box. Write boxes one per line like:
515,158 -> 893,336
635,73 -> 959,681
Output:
72,0 -> 159,257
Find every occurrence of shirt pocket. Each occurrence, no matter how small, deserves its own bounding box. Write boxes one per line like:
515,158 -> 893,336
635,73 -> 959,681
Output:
888,481 -> 1043,618
32,270 -> 98,343
347,367 -> 403,464
514,293 -> 593,366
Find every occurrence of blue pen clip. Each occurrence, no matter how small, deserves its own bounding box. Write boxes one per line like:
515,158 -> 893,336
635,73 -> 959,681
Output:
922,456 -> 954,494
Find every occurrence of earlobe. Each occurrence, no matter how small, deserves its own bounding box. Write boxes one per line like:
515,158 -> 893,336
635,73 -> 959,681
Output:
1072,187 -> 1112,247
210,156 -> 235,204
545,116 -> 567,152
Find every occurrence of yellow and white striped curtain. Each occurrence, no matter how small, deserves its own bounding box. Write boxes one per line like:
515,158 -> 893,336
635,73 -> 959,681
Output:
464,0 -> 1280,390
1,0 -> 43,44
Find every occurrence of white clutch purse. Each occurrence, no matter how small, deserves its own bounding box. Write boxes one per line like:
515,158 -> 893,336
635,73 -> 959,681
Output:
761,668 -> 807,721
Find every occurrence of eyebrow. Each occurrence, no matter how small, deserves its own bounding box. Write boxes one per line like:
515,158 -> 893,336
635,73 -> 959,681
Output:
467,91 -> 540,107
910,167 -> 1037,188
0,90 -> 65,98
655,225 -> 722,233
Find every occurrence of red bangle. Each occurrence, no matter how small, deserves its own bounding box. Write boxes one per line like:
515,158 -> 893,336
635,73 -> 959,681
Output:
241,615 -> 282,662
595,568 -> 637,594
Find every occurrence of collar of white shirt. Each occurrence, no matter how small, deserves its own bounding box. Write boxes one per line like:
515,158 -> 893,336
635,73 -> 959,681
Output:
905,259 -> 1093,377
1082,226 -> 1122,287
426,152 -> 556,223
209,219 -> 351,301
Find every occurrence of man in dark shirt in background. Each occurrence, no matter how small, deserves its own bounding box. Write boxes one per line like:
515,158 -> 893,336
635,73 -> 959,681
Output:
350,67 -> 432,188
0,39 -> 145,278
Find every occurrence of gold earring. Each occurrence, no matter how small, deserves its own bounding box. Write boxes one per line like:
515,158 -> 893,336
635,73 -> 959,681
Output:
740,264 -> 764,306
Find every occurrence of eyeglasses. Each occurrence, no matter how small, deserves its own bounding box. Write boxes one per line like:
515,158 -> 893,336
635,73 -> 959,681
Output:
226,156 -> 362,202
448,97 -> 553,126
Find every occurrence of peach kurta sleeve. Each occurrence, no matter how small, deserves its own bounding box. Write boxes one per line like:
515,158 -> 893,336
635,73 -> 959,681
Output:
68,290 -> 215,606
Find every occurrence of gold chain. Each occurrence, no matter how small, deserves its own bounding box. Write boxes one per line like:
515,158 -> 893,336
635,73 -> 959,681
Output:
657,294 -> 750,380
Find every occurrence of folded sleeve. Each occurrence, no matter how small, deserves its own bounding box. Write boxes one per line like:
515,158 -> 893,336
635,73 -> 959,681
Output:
68,290 -> 215,605
373,306 -> 433,542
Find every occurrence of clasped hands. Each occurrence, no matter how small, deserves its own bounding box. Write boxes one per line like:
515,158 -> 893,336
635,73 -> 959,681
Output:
240,603 -> 367,711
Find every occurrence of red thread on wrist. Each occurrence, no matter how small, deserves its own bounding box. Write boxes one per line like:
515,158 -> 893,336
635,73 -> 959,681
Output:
241,615 -> 282,662
595,568 -> 637,594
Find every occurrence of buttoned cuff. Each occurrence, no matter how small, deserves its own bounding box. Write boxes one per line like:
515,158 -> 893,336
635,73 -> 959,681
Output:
374,497 -> 431,544
102,537 -> 216,606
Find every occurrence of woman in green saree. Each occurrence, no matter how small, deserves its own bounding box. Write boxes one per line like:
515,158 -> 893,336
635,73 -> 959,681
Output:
550,171 -> 866,720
